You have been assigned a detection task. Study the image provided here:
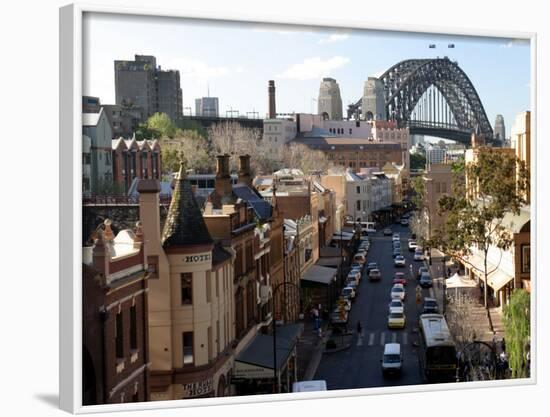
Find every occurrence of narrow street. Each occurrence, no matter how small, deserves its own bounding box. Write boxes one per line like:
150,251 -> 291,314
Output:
314,222 -> 437,389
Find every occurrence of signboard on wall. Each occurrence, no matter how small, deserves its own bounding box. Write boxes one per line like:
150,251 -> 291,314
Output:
234,361 -> 273,379
182,378 -> 213,398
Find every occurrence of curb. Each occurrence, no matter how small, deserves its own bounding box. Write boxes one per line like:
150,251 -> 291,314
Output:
324,344 -> 352,354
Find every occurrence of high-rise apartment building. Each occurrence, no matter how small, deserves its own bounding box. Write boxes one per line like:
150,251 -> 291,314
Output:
318,77 -> 343,120
494,114 -> 506,142
115,55 -> 183,123
195,97 -> 219,117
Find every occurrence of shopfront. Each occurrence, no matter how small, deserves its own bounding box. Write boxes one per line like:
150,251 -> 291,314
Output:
232,324 -> 302,395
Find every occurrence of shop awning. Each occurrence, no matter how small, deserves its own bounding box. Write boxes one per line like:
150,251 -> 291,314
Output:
465,253 -> 514,292
315,256 -> 342,268
487,269 -> 515,292
301,264 -> 337,285
446,272 -> 477,289
233,324 -> 303,379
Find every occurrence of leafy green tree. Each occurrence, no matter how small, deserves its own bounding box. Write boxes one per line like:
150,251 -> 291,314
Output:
433,151 -> 529,308
410,152 -> 426,170
503,289 -> 530,378
136,112 -> 184,139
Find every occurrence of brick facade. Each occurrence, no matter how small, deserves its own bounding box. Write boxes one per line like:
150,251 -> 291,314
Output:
82,220 -> 150,405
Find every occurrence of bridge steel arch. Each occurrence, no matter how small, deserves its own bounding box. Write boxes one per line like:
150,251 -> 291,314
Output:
350,58 -> 493,142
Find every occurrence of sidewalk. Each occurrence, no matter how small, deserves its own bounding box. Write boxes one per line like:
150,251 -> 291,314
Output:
295,319 -> 331,381
427,248 -> 502,344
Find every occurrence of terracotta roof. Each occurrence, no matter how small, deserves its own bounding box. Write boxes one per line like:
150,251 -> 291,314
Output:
161,163 -> 213,249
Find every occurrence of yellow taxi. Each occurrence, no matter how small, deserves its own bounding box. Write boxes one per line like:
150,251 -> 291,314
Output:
387,307 -> 406,329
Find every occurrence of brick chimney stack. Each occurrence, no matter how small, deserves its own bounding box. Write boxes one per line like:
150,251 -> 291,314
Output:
268,80 -> 276,119
238,154 -> 252,187
215,154 -> 233,197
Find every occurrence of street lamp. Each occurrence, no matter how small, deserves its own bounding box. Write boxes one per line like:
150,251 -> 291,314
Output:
271,281 -> 300,394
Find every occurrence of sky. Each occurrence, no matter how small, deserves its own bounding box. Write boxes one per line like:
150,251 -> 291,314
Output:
83,12 -> 531,136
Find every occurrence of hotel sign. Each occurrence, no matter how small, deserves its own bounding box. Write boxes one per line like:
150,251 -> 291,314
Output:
182,253 -> 211,264
182,378 -> 213,398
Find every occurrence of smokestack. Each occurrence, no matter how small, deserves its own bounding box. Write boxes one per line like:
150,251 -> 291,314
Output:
238,154 -> 252,187
268,80 -> 276,119
215,154 -> 233,198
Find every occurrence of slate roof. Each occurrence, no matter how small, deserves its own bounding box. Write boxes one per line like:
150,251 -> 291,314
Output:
161,163 -> 213,249
232,183 -> 272,221
212,245 -> 232,267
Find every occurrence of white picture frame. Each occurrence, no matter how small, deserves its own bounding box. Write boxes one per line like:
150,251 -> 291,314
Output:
59,3 -> 537,414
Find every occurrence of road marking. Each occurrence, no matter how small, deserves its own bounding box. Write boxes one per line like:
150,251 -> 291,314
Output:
392,333 -> 397,343
368,332 -> 376,346
403,333 -> 408,345
380,332 -> 386,345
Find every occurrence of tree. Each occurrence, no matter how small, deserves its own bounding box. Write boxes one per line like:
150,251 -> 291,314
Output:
161,130 -> 212,177
409,175 -> 430,244
208,121 -> 288,175
433,150 -> 529,309
410,152 -> 426,170
281,143 -> 331,175
136,112 -> 183,140
503,289 -> 530,378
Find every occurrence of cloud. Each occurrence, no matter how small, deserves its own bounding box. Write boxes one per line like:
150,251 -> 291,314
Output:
167,58 -> 230,79
500,39 -> 530,48
278,56 -> 350,80
318,33 -> 350,44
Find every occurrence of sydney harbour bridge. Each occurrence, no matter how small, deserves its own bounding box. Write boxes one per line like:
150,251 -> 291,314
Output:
347,57 -> 494,144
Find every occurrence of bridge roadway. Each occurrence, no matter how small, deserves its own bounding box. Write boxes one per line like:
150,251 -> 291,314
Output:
314,223 -> 439,390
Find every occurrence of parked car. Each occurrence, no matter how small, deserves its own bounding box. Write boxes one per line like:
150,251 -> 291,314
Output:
414,248 -> 424,261
369,268 -> 382,281
417,266 -> 429,279
351,262 -> 364,272
388,299 -> 404,312
394,255 -> 406,267
419,272 -> 433,288
366,262 -> 378,273
393,272 -> 407,286
359,242 -> 370,251
381,343 -> 403,377
400,218 -> 409,226
387,308 -> 406,329
408,240 -> 418,252
348,269 -> 361,280
383,228 -> 393,236
392,248 -> 402,258
392,233 -> 400,241
422,297 -> 439,314
390,284 -> 406,301
354,252 -> 367,264
342,286 -> 356,300
346,276 -> 359,289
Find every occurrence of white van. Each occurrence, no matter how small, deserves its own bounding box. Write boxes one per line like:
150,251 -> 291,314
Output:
381,343 -> 403,376
292,380 -> 328,392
